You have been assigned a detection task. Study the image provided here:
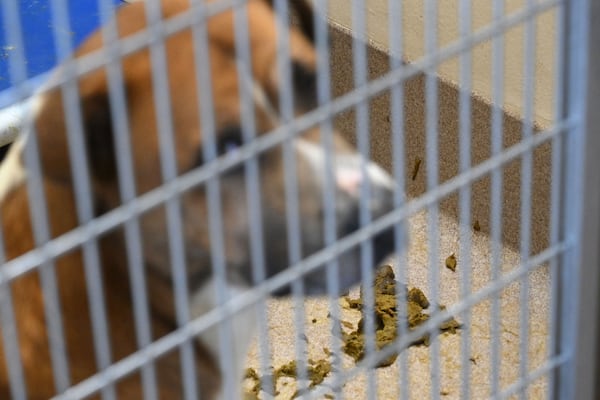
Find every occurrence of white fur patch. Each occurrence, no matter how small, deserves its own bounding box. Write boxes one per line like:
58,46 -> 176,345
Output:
0,102 -> 27,147
0,136 -> 26,203
0,96 -> 45,203
189,278 -> 256,399
295,138 -> 396,195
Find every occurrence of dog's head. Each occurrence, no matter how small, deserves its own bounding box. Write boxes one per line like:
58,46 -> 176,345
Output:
33,0 -> 405,309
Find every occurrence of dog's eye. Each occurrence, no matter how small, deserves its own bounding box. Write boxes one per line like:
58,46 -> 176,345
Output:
217,126 -> 244,155
194,126 -> 244,168
292,61 -> 317,110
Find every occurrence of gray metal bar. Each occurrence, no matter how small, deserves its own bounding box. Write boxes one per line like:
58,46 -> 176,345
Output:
311,1 -> 345,396
0,13 -> 32,400
424,0 -> 441,397
272,0 -> 309,391
555,0 -> 587,397
350,0 -> 377,397
232,3 -> 267,398
238,1 -> 273,391
143,0 -> 198,397
0,219 -> 27,399
50,1 -> 116,398
458,0 -> 473,398
1,0 -> 72,392
191,0 -> 235,395
387,0 -> 410,397
518,1 -> 537,397
568,0 -> 600,398
96,1 -> 158,397
489,0 -> 506,396
547,2 -> 565,399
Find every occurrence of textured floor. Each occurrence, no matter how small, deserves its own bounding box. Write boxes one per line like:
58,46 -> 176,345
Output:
242,26 -> 553,399
243,210 -> 551,399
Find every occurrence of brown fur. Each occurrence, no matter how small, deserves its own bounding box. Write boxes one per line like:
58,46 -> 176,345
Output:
0,181 -> 221,399
0,1 -> 317,397
0,0 -> 398,398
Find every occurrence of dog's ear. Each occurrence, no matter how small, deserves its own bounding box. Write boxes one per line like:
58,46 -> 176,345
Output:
264,0 -> 315,43
35,86 -> 116,184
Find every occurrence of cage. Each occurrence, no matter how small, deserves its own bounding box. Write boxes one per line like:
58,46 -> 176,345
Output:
0,0 -> 598,399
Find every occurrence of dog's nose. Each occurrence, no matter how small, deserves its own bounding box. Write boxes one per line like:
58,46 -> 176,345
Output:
334,155 -> 395,199
336,168 -> 363,196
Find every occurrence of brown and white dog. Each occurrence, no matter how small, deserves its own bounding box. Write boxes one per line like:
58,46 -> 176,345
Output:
0,0 -> 404,398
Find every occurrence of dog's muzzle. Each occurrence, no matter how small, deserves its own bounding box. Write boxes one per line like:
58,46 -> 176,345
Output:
293,139 -> 406,295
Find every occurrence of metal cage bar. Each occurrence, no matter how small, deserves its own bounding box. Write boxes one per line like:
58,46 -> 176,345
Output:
49,0 -> 117,397
566,0 -> 600,399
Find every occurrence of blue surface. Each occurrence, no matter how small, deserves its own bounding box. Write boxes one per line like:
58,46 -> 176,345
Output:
0,0 -> 125,92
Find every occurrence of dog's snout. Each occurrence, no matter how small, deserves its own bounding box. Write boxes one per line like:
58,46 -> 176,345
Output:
336,167 -> 363,196
331,149 -> 395,198
334,156 -> 402,269
292,137 -> 407,295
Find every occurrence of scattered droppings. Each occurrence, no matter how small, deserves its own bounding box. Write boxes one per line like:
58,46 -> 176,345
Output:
341,320 -> 354,330
440,317 -> 461,333
272,359 -> 332,394
445,253 -> 457,272
245,368 -> 260,381
411,158 -> 422,181
440,389 -> 450,396
407,287 -> 430,308
244,267 -> 462,398
341,265 -> 461,367
307,359 -> 332,387
244,368 -> 261,399
473,219 -> 481,231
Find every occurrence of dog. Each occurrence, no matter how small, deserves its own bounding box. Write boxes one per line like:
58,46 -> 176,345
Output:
0,0 -> 404,398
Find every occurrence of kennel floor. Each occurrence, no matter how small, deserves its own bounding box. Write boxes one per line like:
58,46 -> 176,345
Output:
244,209 -> 551,399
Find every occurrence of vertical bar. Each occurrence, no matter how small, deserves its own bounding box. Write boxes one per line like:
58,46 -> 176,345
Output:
556,0 -> 590,396
351,0 -> 377,397
424,0 -> 441,397
141,1 -> 198,398
1,0 -> 71,392
226,0 -> 272,387
458,0 -> 473,398
232,3 -> 269,398
518,1 -> 536,397
96,1 -> 158,398
0,218 -> 27,400
387,0 -> 410,397
568,0 -> 600,398
187,2 -> 230,398
547,1 -> 565,398
489,0 -> 505,396
272,0 -> 309,391
312,1 -> 345,396
49,1 -> 116,398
